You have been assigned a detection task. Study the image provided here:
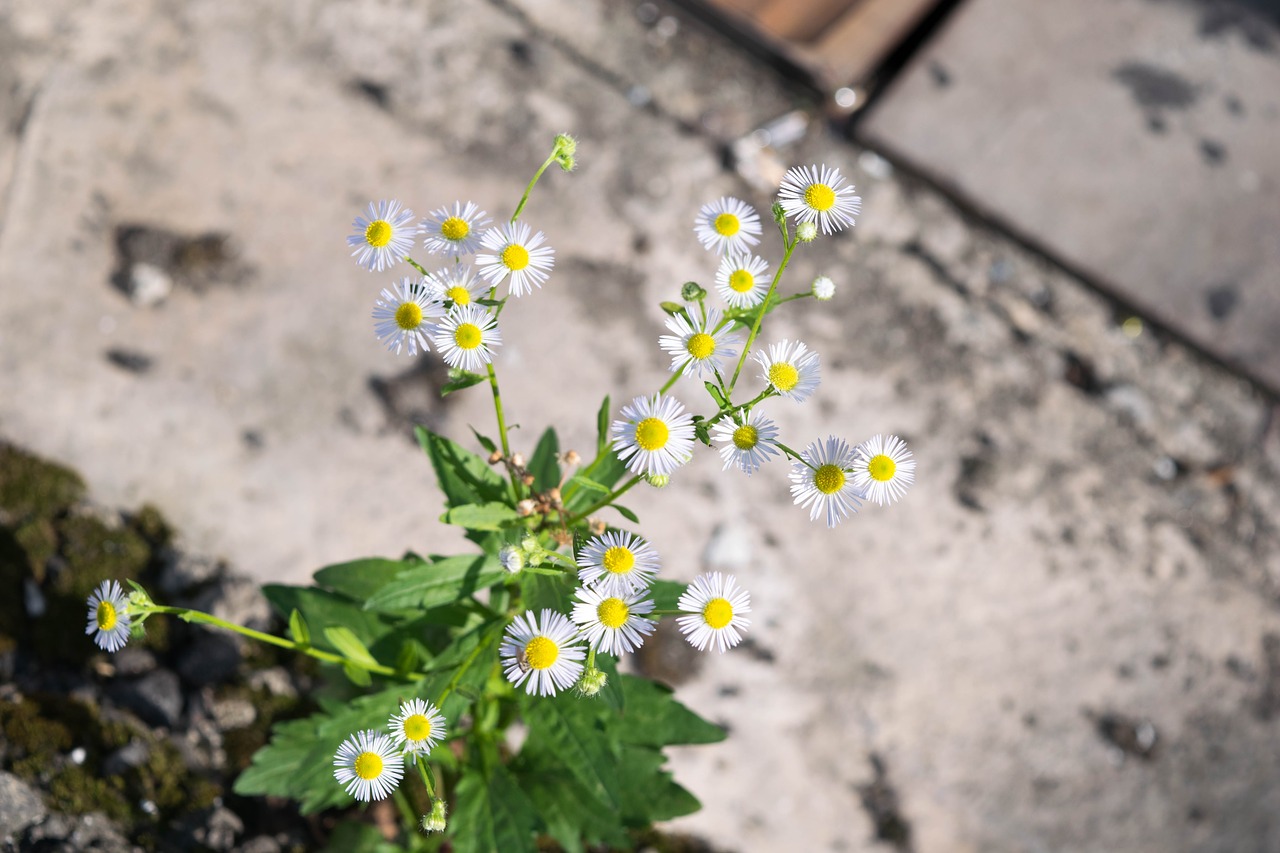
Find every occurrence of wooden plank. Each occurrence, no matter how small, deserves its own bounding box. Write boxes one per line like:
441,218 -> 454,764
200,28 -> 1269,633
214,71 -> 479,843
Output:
810,0 -> 940,85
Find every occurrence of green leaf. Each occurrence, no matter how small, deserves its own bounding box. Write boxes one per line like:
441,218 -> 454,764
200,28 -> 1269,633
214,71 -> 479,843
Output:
442,502 -> 520,531
442,370 -> 487,396
595,652 -> 625,714
613,504 -> 639,524
595,395 -> 611,457
322,626 -> 378,668
528,428 -> 560,492
287,609 -> 310,645
470,427 -> 498,455
614,744 -> 702,822
510,761 -> 626,851
694,422 -> 711,446
312,557 -> 415,601
618,674 -> 726,747
321,821 -> 404,853
704,380 -> 728,408
564,450 -> 629,514
564,475 -> 608,496
648,578 -> 686,611
341,662 -> 371,687
520,692 -> 621,810
364,555 -> 502,613
262,585 -> 397,653
449,763 -> 541,853
416,426 -> 509,508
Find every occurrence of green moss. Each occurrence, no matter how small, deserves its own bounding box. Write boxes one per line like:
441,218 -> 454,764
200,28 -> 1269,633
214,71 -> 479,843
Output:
128,503 -> 173,549
12,518 -> 56,579
0,444 -> 85,522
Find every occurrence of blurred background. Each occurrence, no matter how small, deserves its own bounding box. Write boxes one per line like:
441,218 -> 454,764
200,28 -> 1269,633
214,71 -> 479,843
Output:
1,0 -> 1279,850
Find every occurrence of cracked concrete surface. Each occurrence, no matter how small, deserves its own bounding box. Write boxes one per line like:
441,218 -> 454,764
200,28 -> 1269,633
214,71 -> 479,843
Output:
3,0 -> 1280,850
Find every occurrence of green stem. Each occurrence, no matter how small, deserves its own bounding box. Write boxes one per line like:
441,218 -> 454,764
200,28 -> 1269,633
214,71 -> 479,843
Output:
416,755 -> 437,799
659,371 -> 682,394
485,363 -> 521,499
437,628 -> 500,707
406,257 -> 429,276
775,441 -> 813,468
511,154 -> 557,223
728,238 -> 798,393
565,475 -> 641,525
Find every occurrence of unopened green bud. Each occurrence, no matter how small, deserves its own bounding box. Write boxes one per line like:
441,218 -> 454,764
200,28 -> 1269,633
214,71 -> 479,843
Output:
553,134 -> 578,172
556,154 -> 576,172
421,798 -> 447,833
576,665 -> 608,697
645,473 -> 670,489
796,221 -> 818,243
680,281 -> 707,302
771,201 -> 787,225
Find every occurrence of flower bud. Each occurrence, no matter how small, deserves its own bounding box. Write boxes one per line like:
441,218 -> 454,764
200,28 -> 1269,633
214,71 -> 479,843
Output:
680,281 -> 707,302
421,798 -> 447,833
511,452 -> 526,469
553,133 -> 577,158
516,499 -> 536,517
522,474 -> 535,487
488,451 -> 504,464
576,665 -> 608,697
811,274 -> 835,300
645,473 -> 670,488
563,450 -> 581,466
499,545 -> 524,574
771,201 -> 787,225
795,221 -> 818,243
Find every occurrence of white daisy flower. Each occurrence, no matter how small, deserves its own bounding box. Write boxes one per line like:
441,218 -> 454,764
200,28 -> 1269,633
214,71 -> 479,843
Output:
694,196 -> 762,254
711,410 -> 781,475
348,200 -> 420,272
571,586 -> 656,656
790,435 -> 864,528
753,339 -> 821,402
714,252 -> 771,309
373,277 -> 445,356
86,580 -> 131,652
611,393 -> 696,478
777,164 -> 861,234
658,308 -> 742,379
387,698 -> 446,758
430,304 -> 502,372
425,265 -> 488,308
676,572 -> 751,653
852,434 -> 916,506
334,729 -> 405,802
811,275 -> 835,301
475,221 -> 555,297
420,200 -> 490,257
576,530 -> 661,597
500,609 -> 586,697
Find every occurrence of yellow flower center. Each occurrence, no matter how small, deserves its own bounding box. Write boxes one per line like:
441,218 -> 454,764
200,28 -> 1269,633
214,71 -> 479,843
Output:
365,220 -> 392,248
728,269 -> 754,293
454,323 -> 482,350
403,713 -> 432,741
602,546 -> 636,575
597,598 -> 630,629
395,302 -> 423,330
440,216 -> 469,241
634,417 -> 669,451
96,601 -> 118,631
501,244 -> 530,271
867,454 -> 896,482
713,213 -> 740,237
523,636 -> 559,670
686,333 -> 715,360
354,751 -> 383,780
804,183 -> 836,212
732,424 -> 758,450
702,598 -> 733,629
768,362 -> 799,392
445,285 -> 470,305
814,463 -> 846,495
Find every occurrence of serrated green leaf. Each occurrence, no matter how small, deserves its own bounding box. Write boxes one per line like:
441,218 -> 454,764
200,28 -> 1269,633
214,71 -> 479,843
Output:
594,653 -> 625,714
287,609 -> 310,645
416,427 -> 509,508
312,557 -> 415,601
618,674 -> 726,747
509,761 -> 626,851
614,744 -> 702,822
364,555 -> 502,613
528,427 -> 560,492
450,764 -> 541,853
521,693 -> 621,809
442,369 -> 487,396
442,503 -> 520,531
613,504 -> 639,524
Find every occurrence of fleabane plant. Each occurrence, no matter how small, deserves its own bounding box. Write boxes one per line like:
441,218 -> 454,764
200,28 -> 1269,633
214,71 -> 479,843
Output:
87,135 -> 915,851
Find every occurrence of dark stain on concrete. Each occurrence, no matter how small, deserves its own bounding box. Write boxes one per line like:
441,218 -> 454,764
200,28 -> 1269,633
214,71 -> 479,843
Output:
928,62 -> 952,88
351,79 -> 389,110
1196,0 -> 1277,52
1253,632 -> 1280,719
856,754 -> 914,851
1147,115 -> 1169,134
104,349 -> 153,374
1090,710 -> 1160,760
1199,138 -> 1228,165
1112,62 -> 1199,111
1224,94 -> 1246,116
367,358 -> 452,439
111,225 -> 252,297
1206,283 -> 1239,320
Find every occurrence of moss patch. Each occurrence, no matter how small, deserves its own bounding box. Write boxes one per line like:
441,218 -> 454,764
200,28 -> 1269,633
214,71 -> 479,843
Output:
0,443 -> 86,522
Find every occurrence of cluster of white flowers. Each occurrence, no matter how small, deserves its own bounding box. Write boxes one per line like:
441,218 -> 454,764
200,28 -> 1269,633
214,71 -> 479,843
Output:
499,528 -> 752,698
332,698 -> 447,811
348,198 -> 555,370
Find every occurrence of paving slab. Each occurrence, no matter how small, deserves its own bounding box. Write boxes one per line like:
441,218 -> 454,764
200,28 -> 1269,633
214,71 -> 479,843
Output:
2,1 -> 1280,851
858,0 -> 1280,394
